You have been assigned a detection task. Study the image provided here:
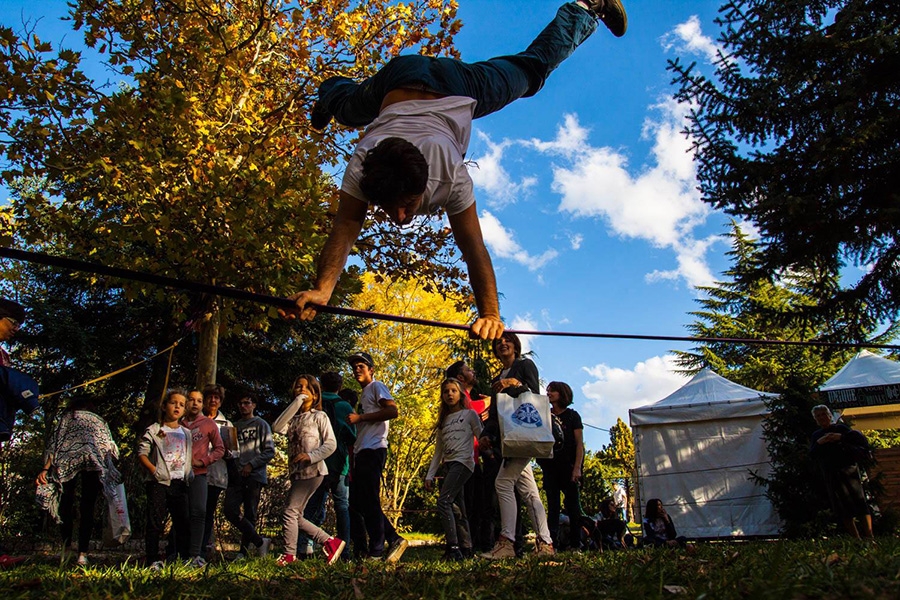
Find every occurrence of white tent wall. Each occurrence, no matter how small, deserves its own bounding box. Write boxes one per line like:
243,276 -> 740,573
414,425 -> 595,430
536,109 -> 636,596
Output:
633,412 -> 780,538
629,369 -> 782,538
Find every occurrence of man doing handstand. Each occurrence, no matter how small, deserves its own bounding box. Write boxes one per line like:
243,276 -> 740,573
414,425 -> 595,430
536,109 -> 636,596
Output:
283,1 -> 627,340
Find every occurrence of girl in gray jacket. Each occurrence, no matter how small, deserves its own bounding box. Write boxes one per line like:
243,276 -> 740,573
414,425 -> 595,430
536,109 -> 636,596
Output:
138,389 -> 193,569
274,375 -> 344,566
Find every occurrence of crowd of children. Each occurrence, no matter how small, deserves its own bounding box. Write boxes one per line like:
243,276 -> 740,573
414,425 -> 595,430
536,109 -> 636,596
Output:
22,330 -> 647,567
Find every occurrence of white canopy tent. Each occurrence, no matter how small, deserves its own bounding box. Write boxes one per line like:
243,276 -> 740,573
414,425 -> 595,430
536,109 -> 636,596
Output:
629,369 -> 781,538
820,350 -> 900,430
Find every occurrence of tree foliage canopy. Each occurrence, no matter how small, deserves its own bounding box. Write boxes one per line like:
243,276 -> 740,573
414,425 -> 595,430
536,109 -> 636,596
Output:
349,271 -> 476,527
669,0 -> 900,329
0,0 -> 464,332
674,223 -> 894,390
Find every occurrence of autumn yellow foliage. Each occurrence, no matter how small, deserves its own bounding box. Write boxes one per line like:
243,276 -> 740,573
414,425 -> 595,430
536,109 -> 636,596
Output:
350,271 -> 474,527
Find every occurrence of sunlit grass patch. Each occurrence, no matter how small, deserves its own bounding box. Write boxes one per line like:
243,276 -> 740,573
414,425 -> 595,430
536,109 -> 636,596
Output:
2,539 -> 899,599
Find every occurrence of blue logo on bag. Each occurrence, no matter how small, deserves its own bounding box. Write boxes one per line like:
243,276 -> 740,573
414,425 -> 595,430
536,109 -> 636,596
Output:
511,403 -> 543,428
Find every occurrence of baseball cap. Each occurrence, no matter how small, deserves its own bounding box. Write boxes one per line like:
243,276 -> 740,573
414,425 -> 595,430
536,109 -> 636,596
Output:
348,351 -> 374,368
0,298 -> 25,324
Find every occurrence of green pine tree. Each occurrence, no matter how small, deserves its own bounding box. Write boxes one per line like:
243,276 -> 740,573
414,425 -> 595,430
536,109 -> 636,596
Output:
669,0 -> 900,333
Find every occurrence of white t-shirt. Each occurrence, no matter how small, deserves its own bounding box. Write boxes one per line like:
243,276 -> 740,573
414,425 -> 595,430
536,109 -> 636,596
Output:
161,425 -> 188,480
425,408 -> 483,480
341,96 -> 477,217
354,380 -> 394,454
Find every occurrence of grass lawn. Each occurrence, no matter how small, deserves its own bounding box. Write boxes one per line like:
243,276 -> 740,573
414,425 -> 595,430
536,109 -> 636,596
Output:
1,538 -> 897,599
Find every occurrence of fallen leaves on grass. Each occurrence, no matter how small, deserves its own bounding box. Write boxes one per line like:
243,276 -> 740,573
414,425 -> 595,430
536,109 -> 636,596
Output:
11,578 -> 42,590
352,577 -> 364,599
824,553 -> 842,567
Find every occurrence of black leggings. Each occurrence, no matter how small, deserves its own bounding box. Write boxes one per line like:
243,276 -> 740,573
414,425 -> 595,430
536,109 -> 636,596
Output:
60,470 -> 102,553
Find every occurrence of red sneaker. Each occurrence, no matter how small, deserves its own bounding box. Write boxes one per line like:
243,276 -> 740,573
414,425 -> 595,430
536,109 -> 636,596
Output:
323,538 -> 346,565
275,553 -> 296,567
0,554 -> 26,569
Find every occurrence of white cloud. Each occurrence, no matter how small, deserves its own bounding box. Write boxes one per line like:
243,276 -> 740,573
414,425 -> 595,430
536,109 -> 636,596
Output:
645,234 -> 718,288
569,233 -> 583,250
661,15 -> 721,63
533,101 -> 717,288
468,132 -> 537,208
529,113 -> 590,158
509,314 -> 538,356
579,355 -> 688,431
734,218 -> 761,242
478,210 -> 559,271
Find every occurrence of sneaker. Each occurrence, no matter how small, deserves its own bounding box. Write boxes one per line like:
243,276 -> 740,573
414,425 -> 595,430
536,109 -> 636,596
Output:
76,553 -> 90,567
258,537 -> 272,557
535,539 -> 556,557
189,556 -> 207,568
232,552 -> 247,563
384,537 -> 409,564
442,545 -> 464,561
276,553 -> 296,567
323,538 -> 346,565
0,554 -> 26,569
480,538 -> 516,560
149,560 -> 165,572
584,0 -> 627,37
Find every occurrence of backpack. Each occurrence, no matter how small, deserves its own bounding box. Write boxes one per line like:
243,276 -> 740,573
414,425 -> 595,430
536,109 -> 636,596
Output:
0,366 -> 40,442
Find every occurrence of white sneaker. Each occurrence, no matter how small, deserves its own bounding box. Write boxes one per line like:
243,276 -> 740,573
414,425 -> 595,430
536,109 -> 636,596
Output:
258,538 -> 272,557
76,553 -> 89,567
190,556 -> 207,568
149,560 -> 165,572
232,552 -> 247,563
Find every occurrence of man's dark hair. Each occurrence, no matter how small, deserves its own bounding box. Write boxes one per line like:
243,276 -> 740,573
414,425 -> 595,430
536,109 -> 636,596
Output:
360,137 -> 428,209
320,371 -> 343,394
338,388 -> 359,410
445,360 -> 466,380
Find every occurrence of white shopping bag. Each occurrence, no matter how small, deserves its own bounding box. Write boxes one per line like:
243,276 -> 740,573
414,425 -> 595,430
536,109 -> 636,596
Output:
497,392 -> 555,459
103,481 -> 131,546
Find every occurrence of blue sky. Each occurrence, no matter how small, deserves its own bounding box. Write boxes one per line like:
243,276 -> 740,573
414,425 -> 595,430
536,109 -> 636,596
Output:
3,0 -> 743,451
452,0 -> 735,449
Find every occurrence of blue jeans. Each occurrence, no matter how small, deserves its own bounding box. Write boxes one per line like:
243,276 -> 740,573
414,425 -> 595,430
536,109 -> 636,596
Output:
317,2 -> 597,127
297,472 -> 351,560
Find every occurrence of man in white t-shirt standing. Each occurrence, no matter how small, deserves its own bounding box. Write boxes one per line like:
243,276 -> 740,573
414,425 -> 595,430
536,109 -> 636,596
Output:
283,1 -> 627,340
346,351 -> 408,562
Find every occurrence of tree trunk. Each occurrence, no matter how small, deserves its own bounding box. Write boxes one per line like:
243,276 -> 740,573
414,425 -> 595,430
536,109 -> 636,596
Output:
196,303 -> 220,389
135,320 -> 181,434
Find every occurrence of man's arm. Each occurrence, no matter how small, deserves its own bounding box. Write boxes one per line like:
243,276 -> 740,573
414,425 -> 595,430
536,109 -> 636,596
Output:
281,191 -> 368,320
447,203 -> 505,340
348,399 -> 398,424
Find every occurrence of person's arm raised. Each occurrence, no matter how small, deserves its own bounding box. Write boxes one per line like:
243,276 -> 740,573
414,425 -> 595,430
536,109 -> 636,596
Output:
280,191 -> 368,320
447,203 -> 505,340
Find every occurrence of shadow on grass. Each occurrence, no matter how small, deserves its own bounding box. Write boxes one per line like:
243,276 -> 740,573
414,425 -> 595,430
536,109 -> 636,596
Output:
2,539 -> 899,599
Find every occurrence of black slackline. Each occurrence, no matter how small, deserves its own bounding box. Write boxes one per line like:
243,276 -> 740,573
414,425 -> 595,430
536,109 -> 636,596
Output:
2,246 -> 898,351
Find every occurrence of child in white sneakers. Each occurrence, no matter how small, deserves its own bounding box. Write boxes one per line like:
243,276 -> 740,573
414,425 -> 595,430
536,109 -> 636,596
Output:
274,375 -> 345,565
